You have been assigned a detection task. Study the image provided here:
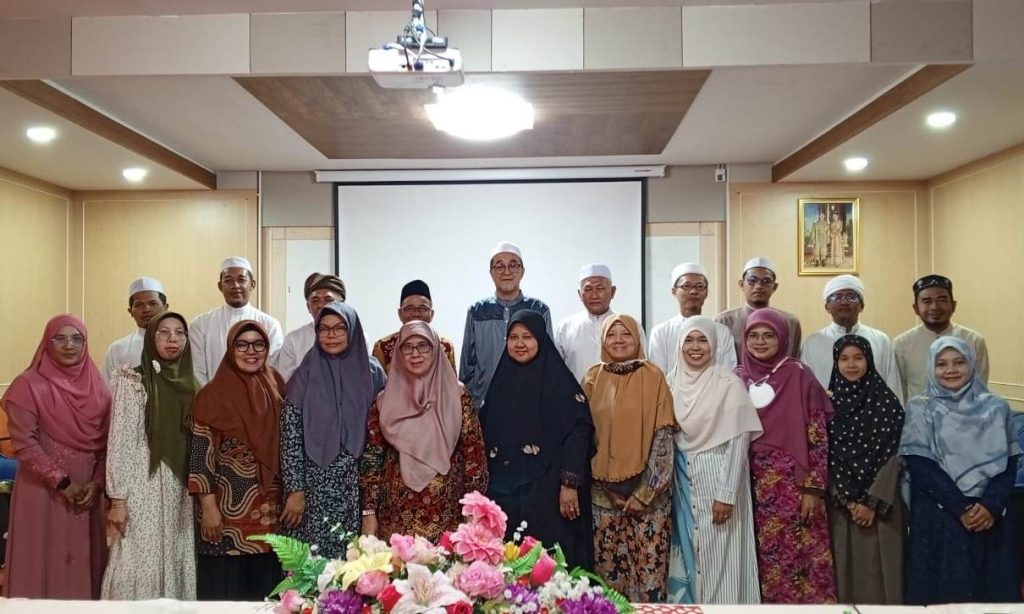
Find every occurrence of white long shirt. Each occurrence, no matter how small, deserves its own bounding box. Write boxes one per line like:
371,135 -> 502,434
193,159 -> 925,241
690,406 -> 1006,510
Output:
189,304 -> 284,386
103,329 -> 145,382
555,310 -> 647,382
272,322 -> 316,383
648,314 -> 737,376
800,321 -> 903,403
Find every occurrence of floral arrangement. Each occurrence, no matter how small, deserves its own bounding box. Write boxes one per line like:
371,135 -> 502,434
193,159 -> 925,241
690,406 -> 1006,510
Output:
254,491 -> 631,614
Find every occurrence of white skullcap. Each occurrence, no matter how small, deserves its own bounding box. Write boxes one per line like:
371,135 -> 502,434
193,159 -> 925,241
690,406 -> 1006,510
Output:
490,241 -> 522,260
742,256 -> 776,275
220,256 -> 252,274
128,276 -> 164,298
670,262 -> 705,286
579,263 -> 612,283
823,274 -> 865,302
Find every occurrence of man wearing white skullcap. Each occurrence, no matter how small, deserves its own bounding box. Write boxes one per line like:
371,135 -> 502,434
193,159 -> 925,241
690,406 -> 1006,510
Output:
554,263 -> 645,381
647,263 -> 736,376
714,256 -> 803,358
460,241 -> 551,407
189,256 -> 283,385
799,274 -> 903,401
103,276 -> 168,381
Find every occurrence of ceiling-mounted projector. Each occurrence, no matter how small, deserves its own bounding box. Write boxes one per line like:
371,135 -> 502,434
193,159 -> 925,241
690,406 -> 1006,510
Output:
368,0 -> 464,89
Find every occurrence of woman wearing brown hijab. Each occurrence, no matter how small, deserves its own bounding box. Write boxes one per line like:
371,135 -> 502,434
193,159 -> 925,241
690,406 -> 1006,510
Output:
583,314 -> 678,603
187,320 -> 285,600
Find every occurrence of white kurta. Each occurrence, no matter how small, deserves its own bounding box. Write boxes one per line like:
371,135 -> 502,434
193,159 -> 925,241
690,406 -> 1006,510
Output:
101,367 -> 196,600
189,304 -> 284,385
272,322 -> 316,382
648,315 -> 737,377
800,321 -> 904,402
555,310 -> 647,382
103,329 -> 145,382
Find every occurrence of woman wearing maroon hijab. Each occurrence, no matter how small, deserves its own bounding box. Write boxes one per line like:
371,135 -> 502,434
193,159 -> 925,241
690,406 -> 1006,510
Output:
1,314 -> 111,598
735,308 -> 836,603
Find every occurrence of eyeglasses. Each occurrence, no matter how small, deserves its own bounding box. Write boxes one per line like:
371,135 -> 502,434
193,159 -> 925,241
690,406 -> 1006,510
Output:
155,330 -> 187,341
400,305 -> 432,316
745,332 -> 777,342
318,324 -> 349,338
744,275 -> 775,287
50,335 -> 85,347
490,262 -> 523,274
399,341 -> 433,356
675,283 -> 708,292
233,340 -> 268,353
827,292 -> 861,305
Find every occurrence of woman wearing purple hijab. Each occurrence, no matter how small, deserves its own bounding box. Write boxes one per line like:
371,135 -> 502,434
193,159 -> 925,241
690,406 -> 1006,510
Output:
735,308 -> 836,603
278,302 -> 386,557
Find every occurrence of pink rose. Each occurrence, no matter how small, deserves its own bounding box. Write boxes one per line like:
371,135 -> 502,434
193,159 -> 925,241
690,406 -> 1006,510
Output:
445,602 -> 473,614
389,534 -> 418,563
460,491 -> 507,538
437,531 -> 454,552
518,536 -> 540,557
450,522 -> 504,565
454,561 -> 506,599
355,570 -> 390,597
530,551 -> 556,586
275,589 -> 305,613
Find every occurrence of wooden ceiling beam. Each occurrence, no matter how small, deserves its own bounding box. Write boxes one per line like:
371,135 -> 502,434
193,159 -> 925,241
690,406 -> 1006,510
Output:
771,63 -> 971,183
0,79 -> 216,190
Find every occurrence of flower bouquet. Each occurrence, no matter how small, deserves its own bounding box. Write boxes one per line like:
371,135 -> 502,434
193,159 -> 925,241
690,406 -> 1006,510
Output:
253,491 -> 632,614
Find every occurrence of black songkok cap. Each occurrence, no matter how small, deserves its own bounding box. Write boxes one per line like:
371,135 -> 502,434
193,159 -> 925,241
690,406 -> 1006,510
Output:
912,274 -> 953,298
304,273 -> 347,301
401,279 -> 431,302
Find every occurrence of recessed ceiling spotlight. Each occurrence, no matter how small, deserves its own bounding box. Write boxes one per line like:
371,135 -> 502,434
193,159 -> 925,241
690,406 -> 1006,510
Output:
26,126 -> 57,143
122,167 -> 148,182
926,111 -> 957,129
844,157 -> 868,172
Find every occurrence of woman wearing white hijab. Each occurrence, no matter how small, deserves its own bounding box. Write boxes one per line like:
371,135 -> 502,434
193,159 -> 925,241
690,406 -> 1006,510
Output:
667,317 -> 762,604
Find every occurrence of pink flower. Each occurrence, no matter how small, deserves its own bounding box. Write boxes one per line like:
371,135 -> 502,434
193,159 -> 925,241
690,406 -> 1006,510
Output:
274,589 -> 305,613
530,551 -> 556,586
390,534 -> 418,563
355,570 -> 390,597
518,536 -> 540,558
437,531 -> 454,552
445,602 -> 473,614
450,522 -> 504,565
454,561 -> 506,599
460,491 -> 507,538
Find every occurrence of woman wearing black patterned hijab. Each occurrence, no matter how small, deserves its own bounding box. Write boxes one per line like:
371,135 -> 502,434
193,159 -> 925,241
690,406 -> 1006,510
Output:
826,334 -> 904,604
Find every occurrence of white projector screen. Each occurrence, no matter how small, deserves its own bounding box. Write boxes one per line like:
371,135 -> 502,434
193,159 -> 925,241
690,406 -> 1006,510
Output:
335,180 -> 644,364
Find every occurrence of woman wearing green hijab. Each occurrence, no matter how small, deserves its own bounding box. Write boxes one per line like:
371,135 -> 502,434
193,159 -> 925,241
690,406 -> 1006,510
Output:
101,311 -> 199,599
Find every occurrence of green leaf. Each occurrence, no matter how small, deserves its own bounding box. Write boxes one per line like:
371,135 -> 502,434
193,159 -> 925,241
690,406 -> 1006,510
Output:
552,544 -> 567,569
568,569 -> 633,614
250,533 -> 311,572
508,543 -> 543,576
267,573 -> 302,597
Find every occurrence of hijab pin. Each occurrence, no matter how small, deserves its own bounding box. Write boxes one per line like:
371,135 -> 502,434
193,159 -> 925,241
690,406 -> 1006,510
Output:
575,393 -> 586,403
521,444 -> 541,455
152,360 -> 161,374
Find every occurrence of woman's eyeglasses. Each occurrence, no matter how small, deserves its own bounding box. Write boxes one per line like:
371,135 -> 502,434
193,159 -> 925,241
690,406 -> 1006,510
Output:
50,335 -> 85,347
233,340 -> 268,353
399,342 -> 433,356
318,324 -> 349,338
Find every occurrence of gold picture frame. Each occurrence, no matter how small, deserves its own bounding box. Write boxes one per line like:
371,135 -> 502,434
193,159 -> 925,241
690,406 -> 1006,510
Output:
798,198 -> 859,276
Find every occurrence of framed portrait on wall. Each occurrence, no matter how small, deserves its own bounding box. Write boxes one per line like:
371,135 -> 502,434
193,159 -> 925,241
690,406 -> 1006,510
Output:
797,198 -> 859,275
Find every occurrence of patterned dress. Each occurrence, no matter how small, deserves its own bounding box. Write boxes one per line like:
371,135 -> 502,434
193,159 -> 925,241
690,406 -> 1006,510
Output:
102,367 -> 195,599
187,417 -> 282,556
592,427 -> 675,603
360,391 -> 488,541
749,404 -> 836,603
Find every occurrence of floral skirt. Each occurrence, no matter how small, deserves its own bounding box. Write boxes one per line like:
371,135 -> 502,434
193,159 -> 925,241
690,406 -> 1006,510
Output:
592,494 -> 671,603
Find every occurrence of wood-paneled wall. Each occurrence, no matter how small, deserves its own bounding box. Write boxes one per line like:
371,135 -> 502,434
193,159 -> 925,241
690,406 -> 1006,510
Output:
0,169 -> 71,394
73,190 -> 259,358
727,181 -> 931,340
929,143 -> 1024,408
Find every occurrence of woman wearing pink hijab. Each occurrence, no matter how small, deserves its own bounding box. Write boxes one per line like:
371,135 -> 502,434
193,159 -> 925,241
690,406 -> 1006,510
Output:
360,321 -> 488,542
1,314 -> 111,598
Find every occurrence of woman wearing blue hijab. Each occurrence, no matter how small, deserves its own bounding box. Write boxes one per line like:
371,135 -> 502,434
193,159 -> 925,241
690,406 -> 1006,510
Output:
901,336 -> 1021,604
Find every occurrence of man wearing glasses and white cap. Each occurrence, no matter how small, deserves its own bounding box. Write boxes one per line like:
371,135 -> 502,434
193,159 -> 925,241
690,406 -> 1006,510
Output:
555,263 -> 644,382
460,241 -> 551,408
103,276 -> 168,381
799,274 -> 903,401
648,262 -> 736,376
189,256 -> 283,385
715,256 -> 802,358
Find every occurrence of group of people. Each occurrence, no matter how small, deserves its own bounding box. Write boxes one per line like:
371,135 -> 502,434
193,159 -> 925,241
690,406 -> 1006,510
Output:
1,243 -> 1020,607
